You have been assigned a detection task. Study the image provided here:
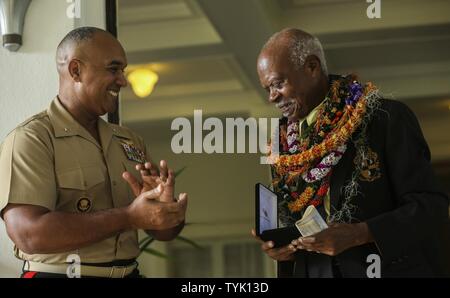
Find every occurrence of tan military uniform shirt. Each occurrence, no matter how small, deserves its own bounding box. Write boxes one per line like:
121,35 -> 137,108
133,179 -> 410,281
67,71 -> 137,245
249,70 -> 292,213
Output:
0,97 -> 147,264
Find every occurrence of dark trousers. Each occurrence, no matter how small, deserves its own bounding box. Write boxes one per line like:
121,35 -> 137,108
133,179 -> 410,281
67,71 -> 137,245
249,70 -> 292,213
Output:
280,253 -> 343,278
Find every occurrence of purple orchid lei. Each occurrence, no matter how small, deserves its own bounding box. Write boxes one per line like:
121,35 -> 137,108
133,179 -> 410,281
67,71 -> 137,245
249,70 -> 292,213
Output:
285,79 -> 363,184
346,80 -> 363,106
302,81 -> 363,183
302,144 -> 347,183
287,120 -> 300,154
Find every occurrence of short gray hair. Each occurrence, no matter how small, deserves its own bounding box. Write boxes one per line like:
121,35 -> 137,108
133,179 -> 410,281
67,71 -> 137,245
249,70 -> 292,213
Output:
263,28 -> 328,75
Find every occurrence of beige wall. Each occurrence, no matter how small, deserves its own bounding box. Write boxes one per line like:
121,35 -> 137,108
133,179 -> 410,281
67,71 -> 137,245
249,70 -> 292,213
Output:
0,0 -> 105,278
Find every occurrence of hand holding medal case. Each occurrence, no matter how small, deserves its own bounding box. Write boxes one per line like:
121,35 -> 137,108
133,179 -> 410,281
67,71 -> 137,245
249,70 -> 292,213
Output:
255,183 -> 300,248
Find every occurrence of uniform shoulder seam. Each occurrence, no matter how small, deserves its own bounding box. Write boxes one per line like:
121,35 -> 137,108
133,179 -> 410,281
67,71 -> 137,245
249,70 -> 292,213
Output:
16,111 -> 49,129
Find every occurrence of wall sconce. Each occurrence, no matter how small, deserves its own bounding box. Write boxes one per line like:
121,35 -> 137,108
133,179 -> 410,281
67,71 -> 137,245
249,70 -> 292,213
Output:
127,68 -> 159,98
0,0 -> 32,52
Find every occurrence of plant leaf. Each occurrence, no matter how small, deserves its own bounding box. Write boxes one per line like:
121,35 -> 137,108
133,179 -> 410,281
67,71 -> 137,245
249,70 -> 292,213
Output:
176,235 -> 202,249
143,248 -> 169,259
138,236 -> 151,246
174,166 -> 187,177
139,237 -> 155,252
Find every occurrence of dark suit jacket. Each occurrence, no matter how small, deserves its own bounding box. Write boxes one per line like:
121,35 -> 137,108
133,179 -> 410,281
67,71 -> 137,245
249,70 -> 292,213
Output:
278,99 -> 450,278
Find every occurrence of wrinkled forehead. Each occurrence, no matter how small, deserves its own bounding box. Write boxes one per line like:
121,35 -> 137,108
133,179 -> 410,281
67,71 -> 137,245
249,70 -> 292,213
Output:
257,48 -> 291,79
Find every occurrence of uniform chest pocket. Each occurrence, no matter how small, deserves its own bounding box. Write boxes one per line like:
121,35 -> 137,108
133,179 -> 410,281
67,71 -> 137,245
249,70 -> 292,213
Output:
55,166 -> 106,212
56,166 -> 105,190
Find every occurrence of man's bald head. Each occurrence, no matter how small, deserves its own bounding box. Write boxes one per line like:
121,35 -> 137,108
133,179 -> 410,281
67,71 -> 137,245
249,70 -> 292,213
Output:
260,28 -> 328,75
56,27 -> 117,75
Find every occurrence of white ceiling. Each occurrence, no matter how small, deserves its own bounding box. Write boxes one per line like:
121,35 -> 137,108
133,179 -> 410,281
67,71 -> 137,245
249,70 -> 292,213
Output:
117,0 -> 450,160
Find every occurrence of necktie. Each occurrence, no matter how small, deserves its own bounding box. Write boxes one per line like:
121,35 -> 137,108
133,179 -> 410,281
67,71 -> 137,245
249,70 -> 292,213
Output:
300,120 -> 309,141
301,119 -> 309,134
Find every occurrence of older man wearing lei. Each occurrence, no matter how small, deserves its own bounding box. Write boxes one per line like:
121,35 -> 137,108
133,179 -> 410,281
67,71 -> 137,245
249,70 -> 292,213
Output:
252,28 -> 450,278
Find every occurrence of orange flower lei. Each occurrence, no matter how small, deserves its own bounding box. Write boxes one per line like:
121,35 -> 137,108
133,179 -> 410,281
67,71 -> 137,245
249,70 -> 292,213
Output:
288,186 -> 315,212
269,77 -> 379,214
269,82 -> 377,177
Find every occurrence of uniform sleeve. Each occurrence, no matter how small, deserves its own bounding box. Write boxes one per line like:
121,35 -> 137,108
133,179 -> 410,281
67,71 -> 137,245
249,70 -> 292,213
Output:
366,101 -> 449,263
0,126 -> 57,214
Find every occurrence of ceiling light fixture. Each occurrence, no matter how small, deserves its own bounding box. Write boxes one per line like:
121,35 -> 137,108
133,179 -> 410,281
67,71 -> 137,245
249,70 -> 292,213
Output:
127,68 -> 159,98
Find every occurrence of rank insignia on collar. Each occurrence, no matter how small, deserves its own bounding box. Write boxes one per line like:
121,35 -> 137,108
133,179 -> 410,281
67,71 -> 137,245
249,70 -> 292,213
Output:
120,140 -> 146,163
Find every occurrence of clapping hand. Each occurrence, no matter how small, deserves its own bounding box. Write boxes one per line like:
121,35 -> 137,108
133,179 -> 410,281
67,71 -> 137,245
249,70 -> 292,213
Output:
122,160 -> 175,203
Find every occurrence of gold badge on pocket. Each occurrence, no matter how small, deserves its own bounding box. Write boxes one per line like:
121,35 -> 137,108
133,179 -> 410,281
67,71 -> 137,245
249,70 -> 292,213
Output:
76,197 -> 92,213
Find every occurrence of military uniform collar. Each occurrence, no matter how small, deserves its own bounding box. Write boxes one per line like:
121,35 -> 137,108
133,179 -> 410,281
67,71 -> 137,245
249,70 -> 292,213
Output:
98,119 -> 129,139
48,96 -> 85,138
48,97 -> 130,151
98,117 -> 131,152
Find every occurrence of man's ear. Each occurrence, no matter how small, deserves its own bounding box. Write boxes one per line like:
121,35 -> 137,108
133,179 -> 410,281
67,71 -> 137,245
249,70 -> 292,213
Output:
304,55 -> 321,77
68,59 -> 82,82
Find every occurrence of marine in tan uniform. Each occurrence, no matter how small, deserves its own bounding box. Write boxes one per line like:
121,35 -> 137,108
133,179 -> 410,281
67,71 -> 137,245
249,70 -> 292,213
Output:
0,27 -> 188,278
